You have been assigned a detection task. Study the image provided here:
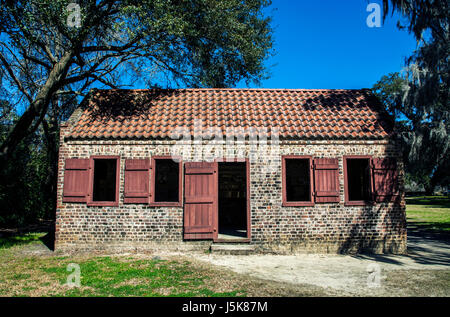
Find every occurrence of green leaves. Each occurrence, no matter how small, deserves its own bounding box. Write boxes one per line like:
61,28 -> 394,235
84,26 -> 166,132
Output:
0,0 -> 274,223
374,1 -> 449,193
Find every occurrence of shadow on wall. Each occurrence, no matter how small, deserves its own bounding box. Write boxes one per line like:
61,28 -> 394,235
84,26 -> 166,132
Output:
347,221 -> 450,267
337,196 -> 406,255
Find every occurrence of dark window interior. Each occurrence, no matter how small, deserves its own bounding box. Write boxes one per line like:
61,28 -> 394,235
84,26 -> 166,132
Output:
92,159 -> 117,202
154,159 -> 180,202
218,162 -> 247,237
346,159 -> 371,201
285,159 -> 311,202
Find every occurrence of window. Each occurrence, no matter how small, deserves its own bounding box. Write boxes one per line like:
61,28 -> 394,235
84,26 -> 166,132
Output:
151,157 -> 182,206
344,157 -> 372,205
282,156 -> 313,206
88,157 -> 120,206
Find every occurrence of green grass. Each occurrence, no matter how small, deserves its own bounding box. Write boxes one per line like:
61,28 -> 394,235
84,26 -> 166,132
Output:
39,256 -> 242,297
406,195 -> 450,233
0,232 -> 43,249
0,249 -> 246,297
0,231 -> 251,297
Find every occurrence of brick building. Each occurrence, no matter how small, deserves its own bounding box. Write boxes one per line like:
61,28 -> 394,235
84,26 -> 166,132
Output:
56,88 -> 407,253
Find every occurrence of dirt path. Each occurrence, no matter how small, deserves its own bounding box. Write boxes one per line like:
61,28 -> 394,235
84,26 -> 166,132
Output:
193,229 -> 450,296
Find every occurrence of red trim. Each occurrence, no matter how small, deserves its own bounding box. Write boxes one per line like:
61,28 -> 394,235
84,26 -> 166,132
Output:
281,155 -> 314,207
214,162 -> 219,241
343,155 -> 374,206
87,156 -> 120,207
150,156 -> 183,207
246,158 -> 251,242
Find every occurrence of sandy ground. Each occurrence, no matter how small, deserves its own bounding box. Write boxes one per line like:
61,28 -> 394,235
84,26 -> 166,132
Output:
191,231 -> 450,296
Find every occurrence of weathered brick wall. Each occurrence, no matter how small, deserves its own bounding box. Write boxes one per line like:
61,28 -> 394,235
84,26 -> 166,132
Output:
56,126 -> 406,254
251,140 -> 406,254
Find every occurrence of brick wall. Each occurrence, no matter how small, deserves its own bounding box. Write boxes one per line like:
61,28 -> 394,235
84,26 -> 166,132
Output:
55,127 -> 406,254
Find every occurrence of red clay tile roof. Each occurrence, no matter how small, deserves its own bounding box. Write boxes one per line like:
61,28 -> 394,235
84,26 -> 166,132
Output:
66,88 -> 393,140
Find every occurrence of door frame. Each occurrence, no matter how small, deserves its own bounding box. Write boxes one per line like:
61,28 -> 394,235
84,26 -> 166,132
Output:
214,158 -> 251,243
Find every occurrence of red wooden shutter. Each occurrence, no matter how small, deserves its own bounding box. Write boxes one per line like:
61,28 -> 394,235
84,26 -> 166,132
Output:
124,159 -> 151,204
63,158 -> 90,203
184,162 -> 217,240
372,158 -> 399,202
313,158 -> 340,203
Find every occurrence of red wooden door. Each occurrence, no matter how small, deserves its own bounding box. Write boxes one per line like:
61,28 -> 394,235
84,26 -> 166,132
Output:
184,162 -> 218,240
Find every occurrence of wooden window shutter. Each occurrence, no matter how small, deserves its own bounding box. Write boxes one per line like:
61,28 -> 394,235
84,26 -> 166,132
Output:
313,158 -> 340,203
372,158 -> 399,202
124,159 -> 151,204
63,158 -> 90,203
183,162 -> 217,240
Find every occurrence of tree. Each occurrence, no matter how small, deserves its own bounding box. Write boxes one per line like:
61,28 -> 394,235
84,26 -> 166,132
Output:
0,0 -> 274,160
0,100 -> 54,226
374,0 -> 449,193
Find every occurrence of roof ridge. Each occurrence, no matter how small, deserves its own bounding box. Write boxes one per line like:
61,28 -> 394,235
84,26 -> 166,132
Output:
92,88 -> 369,92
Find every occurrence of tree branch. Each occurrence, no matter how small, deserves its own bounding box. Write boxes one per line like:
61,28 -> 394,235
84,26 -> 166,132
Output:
0,52 -> 33,103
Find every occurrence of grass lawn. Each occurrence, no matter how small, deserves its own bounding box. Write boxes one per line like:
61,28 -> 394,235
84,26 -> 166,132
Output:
406,195 -> 450,233
0,240 -> 241,297
0,235 -> 324,297
0,255 -> 237,297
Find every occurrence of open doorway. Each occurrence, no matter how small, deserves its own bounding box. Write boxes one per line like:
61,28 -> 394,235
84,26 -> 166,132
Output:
218,162 -> 248,240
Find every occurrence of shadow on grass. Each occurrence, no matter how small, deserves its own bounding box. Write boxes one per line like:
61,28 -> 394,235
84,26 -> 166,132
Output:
407,222 -> 450,235
406,195 -> 450,237
405,196 -> 450,209
0,233 -> 43,249
0,220 -> 54,250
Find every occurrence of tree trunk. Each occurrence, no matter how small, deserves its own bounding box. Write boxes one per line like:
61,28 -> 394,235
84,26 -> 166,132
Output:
429,157 -> 449,195
42,117 -> 58,221
424,183 -> 435,196
0,51 -> 73,162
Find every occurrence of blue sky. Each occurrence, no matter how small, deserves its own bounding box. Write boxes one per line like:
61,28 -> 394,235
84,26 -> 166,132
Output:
237,0 -> 417,89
